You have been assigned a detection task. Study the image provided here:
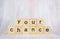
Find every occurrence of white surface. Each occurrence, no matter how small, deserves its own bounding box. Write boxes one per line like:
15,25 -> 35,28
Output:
0,34 -> 60,39
0,0 -> 60,39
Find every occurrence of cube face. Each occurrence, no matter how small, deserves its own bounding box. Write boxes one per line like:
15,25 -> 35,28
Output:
22,18 -> 29,26
29,26 -> 37,34
23,26 -> 29,34
37,18 -> 44,26
43,26 -> 51,34
29,18 -> 37,26
16,18 -> 23,25
15,25 -> 23,34
36,26 -> 44,34
8,26 -> 15,34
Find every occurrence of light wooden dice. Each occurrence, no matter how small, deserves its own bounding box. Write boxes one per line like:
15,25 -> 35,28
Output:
29,18 -> 37,26
43,26 -> 51,34
22,18 -> 30,26
15,25 -> 23,34
16,18 -> 23,25
8,25 -> 15,34
8,18 -> 51,34
36,26 -> 44,34
37,18 -> 44,26
29,26 -> 37,34
23,26 -> 29,34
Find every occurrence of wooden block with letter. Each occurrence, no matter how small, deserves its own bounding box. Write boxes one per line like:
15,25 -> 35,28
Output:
15,25 -> 23,34
8,25 -> 15,34
23,26 -> 29,34
22,18 -> 29,26
16,18 -> 23,25
43,26 -> 51,34
29,18 -> 37,26
29,25 -> 37,34
37,18 -> 44,26
36,26 -> 44,34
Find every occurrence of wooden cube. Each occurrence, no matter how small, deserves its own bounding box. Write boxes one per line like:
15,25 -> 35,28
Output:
37,18 -> 44,26
8,25 -> 15,34
29,26 -> 37,34
15,25 -> 23,34
43,26 -> 51,34
23,26 -> 29,34
22,18 -> 29,26
29,18 -> 37,26
16,18 -> 23,25
36,26 -> 44,34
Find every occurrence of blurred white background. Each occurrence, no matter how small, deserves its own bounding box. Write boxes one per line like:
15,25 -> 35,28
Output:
0,0 -> 60,39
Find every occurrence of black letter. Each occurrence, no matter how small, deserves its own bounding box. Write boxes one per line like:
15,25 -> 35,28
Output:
17,20 -> 21,24
24,28 -> 28,32
24,21 -> 28,24
17,28 -> 20,32
31,28 -> 35,32
10,28 -> 13,32
32,21 -> 35,24
46,28 -> 49,32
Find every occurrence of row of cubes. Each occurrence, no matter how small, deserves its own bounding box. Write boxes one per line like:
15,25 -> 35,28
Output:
8,25 -> 51,34
16,18 -> 44,26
